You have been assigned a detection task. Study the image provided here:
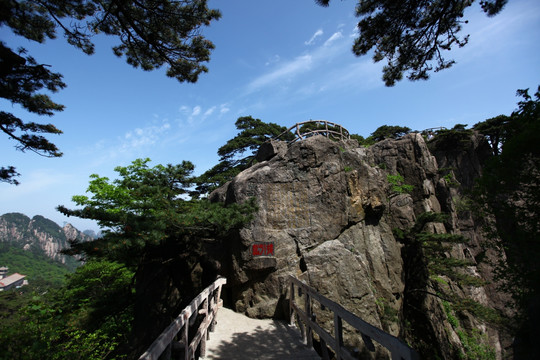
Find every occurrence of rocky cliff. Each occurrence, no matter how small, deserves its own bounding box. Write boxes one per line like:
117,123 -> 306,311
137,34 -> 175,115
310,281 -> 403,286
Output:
0,213 -> 90,269
210,133 -> 509,359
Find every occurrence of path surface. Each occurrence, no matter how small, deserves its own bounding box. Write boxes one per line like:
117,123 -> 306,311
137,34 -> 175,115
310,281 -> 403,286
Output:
203,307 -> 320,359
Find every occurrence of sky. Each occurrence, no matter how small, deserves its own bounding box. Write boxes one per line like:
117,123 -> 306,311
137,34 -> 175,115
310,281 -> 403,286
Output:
1,0 -> 539,232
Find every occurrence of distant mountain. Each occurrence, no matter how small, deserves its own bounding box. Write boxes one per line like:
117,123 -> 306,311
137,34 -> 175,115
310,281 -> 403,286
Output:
83,229 -> 101,239
0,213 -> 92,270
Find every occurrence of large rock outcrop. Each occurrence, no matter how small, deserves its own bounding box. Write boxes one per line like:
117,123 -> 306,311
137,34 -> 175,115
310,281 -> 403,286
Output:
211,133 -> 508,359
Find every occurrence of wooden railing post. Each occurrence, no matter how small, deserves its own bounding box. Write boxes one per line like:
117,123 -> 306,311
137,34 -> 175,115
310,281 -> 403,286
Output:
209,294 -> 216,333
200,297 -> 208,357
334,313 -> 343,360
305,289 -> 313,348
183,313 -> 189,360
139,278 -> 227,360
289,280 -> 295,326
287,275 -> 417,360
325,120 -> 329,138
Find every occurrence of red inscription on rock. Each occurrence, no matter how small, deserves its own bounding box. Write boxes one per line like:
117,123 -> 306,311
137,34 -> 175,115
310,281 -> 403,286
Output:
252,242 -> 274,257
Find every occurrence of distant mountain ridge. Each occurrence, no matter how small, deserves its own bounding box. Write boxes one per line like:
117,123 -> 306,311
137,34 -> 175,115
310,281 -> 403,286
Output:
0,213 -> 92,270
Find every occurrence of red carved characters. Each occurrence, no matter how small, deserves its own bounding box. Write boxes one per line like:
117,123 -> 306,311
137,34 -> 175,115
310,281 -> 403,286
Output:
252,242 -> 274,257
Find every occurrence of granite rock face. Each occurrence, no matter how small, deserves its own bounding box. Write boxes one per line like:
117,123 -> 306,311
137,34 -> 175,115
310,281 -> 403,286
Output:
213,134 -> 506,359
0,213 -> 89,269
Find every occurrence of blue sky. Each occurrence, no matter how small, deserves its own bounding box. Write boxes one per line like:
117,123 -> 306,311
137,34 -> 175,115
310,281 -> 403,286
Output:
1,0 -> 539,232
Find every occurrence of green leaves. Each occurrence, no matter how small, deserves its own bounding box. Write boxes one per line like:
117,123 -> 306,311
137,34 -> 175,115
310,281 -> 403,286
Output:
387,173 -> 414,195
195,116 -> 293,196
0,44 -> 65,184
0,260 -> 133,359
2,1 -> 221,184
397,211 -> 487,307
2,1 -> 221,83
57,158 -> 256,354
371,125 -> 411,142
473,86 -> 540,322
217,116 -> 291,161
318,1 -> 507,86
473,115 -> 511,155
58,158 -> 255,266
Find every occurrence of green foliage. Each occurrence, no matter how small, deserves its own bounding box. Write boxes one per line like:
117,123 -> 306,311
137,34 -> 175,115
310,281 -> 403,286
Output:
375,297 -> 399,330
428,124 -> 474,152
58,158 -> 255,267
409,225 -> 483,288
349,133 -> 376,146
443,301 -> 496,360
57,158 -> 256,354
387,173 -> 414,195
386,173 -> 414,216
0,44 -> 64,184
344,166 -> 353,172
218,116 -> 292,161
397,211 -> 497,356
371,125 -> 411,142
474,87 -> 540,301
0,212 -> 30,227
0,260 -> 133,360
316,0 -> 507,86
32,215 -> 68,240
194,159 -> 242,195
442,171 -> 460,188
349,133 -> 367,145
473,87 -> 540,356
0,244 -> 72,288
473,115 -> 511,155
195,116 -> 293,195
1,0 -> 220,184
0,213 -> 82,270
453,195 -> 474,214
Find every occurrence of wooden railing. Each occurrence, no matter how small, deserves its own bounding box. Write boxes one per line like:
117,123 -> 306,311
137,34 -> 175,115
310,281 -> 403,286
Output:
139,277 -> 226,360
289,276 -> 418,360
275,120 -> 351,143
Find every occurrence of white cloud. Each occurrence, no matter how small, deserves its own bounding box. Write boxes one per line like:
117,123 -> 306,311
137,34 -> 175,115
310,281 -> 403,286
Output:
320,60 -> 383,92
265,54 -> 281,66
119,121 -> 172,152
204,106 -> 216,117
349,25 -> 359,38
305,29 -> 323,45
324,31 -> 343,47
220,104 -> 230,114
246,54 -> 313,93
0,169 -> 72,197
243,23 -> 354,95
455,1 -> 540,62
192,106 -> 201,116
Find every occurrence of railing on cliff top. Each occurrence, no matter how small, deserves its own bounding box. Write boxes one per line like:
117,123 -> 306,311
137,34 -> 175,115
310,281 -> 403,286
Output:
289,276 -> 418,360
275,120 -> 351,143
138,277 -> 226,360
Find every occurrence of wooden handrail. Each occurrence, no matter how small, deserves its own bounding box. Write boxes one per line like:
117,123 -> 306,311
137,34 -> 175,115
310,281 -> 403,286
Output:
289,276 -> 418,360
139,277 -> 226,360
275,120 -> 351,143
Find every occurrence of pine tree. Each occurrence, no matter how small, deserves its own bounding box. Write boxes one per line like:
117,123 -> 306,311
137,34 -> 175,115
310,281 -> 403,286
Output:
1,0 -> 221,184
316,0 -> 508,85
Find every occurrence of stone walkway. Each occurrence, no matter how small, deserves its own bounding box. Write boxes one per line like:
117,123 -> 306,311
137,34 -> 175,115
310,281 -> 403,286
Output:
203,307 -> 320,359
